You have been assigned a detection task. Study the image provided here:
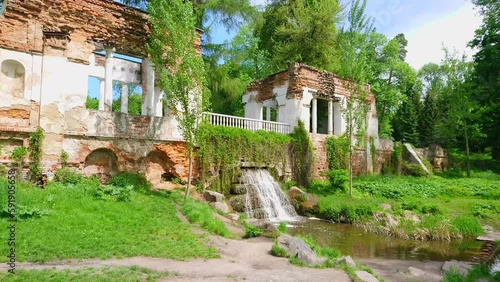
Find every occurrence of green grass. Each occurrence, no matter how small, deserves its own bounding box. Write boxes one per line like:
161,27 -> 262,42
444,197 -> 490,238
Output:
442,263 -> 500,282
0,266 -> 170,281
315,172 -> 500,239
181,199 -> 234,238
0,178 -> 218,262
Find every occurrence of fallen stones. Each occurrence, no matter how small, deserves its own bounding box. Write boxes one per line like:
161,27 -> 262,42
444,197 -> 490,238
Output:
203,190 -> 225,203
355,271 -> 378,282
276,234 -> 326,266
211,201 -> 230,214
337,255 -> 356,268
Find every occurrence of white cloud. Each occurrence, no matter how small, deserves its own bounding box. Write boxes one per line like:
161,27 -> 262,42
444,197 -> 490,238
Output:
405,2 -> 482,70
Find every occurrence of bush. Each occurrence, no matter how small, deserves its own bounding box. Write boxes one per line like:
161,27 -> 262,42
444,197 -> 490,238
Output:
54,167 -> 83,185
403,162 -> 428,177
94,185 -> 134,202
244,224 -> 263,238
326,169 -> 348,193
308,179 -> 330,195
108,171 -> 152,193
277,222 -> 287,233
11,146 -> 28,165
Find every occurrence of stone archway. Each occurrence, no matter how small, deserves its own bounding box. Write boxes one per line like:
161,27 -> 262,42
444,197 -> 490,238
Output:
140,150 -> 175,186
83,148 -> 118,183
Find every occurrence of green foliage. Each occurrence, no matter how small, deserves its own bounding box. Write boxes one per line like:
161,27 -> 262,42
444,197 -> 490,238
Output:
307,179 -> 330,195
94,185 -> 135,202
60,150 -> 69,168
318,196 -> 375,223
289,120 -> 314,187
1,204 -> 49,220
244,224 -> 263,238
0,178 -> 218,262
86,96 -> 98,110
197,124 -> 291,193
283,180 -> 297,190
270,243 -> 288,257
28,127 -> 44,182
54,167 -> 84,185
181,199 -> 233,238
325,136 -> 349,170
257,0 -> 340,72
452,216 -> 484,238
108,171 -> 152,193
403,162 -> 428,177
388,141 -> 403,174
277,222 -> 287,233
11,146 -> 28,165
326,169 -> 349,193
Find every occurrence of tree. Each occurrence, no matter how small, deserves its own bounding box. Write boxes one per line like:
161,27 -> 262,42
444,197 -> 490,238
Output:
436,50 -> 483,176
335,0 -> 373,196
469,0 -> 500,159
146,0 -> 209,200
256,0 -> 341,72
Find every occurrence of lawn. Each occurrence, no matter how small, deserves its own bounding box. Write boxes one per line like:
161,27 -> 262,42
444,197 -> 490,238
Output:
0,177 -> 218,262
314,171 -> 500,239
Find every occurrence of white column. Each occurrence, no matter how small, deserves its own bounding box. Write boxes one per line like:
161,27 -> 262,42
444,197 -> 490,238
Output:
266,107 -> 271,121
104,48 -> 115,111
121,83 -> 128,114
142,58 -> 155,116
334,100 -> 345,135
98,78 -> 105,111
312,97 -> 318,134
328,99 -> 333,135
154,87 -> 163,117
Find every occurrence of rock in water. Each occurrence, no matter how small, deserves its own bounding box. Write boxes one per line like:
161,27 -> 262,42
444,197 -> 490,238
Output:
276,234 -> 326,266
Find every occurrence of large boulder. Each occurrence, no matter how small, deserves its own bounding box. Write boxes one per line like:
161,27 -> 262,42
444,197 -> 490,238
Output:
287,186 -> 318,216
276,234 -> 326,266
230,184 -> 249,195
210,201 -> 230,214
228,195 -> 246,213
442,260 -> 474,276
355,271 -> 378,282
203,190 -> 225,202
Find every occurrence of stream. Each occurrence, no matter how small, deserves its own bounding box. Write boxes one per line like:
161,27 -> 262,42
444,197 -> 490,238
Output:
287,218 -> 485,262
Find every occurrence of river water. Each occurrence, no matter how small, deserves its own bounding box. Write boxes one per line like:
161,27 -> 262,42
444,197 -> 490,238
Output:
287,218 -> 484,262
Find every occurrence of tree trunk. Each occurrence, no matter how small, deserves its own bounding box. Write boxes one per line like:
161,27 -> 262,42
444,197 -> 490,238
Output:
349,147 -> 353,196
184,148 -> 194,201
464,124 -> 471,178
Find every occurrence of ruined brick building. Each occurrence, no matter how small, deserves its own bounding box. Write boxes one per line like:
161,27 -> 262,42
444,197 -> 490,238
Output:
0,0 -> 201,183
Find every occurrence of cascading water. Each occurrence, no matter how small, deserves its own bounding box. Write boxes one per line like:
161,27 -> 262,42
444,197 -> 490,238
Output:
241,169 -> 297,221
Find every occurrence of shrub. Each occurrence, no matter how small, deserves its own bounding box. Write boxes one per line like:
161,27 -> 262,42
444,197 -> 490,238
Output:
94,185 -> 134,202
283,180 -> 297,190
270,243 -> 287,257
308,179 -> 330,195
244,224 -> 263,238
403,162 -> 428,177
451,216 -> 484,238
1,204 -> 49,219
11,146 -> 28,165
108,171 -> 152,193
420,204 -> 443,214
326,169 -> 348,193
54,167 -> 83,185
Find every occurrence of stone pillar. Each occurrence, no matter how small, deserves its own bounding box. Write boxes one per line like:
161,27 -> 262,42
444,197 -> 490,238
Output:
142,58 -> 155,116
154,87 -> 163,117
104,48 -> 114,111
121,83 -> 128,114
266,106 -> 271,121
334,100 -> 345,135
328,99 -> 333,135
98,78 -> 105,111
312,97 -> 318,134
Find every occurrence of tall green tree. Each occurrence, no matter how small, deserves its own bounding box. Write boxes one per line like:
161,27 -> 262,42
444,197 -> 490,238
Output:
417,63 -> 444,146
256,0 -> 341,72
146,0 -> 209,199
469,0 -> 500,159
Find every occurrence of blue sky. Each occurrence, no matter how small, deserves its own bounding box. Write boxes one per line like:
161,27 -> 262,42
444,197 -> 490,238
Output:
211,0 -> 482,70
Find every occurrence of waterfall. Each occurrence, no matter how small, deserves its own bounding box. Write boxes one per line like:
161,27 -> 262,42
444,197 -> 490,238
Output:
241,169 -> 297,221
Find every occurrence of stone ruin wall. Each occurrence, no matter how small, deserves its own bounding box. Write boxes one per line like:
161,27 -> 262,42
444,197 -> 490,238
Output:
0,0 -> 201,184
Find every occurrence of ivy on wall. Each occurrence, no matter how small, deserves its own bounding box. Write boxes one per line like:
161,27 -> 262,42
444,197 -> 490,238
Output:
325,135 -> 349,170
28,127 -> 44,182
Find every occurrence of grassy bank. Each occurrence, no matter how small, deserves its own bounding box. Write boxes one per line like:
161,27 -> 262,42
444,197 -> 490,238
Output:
0,177 -> 218,262
314,172 -> 500,240
0,267 -> 170,281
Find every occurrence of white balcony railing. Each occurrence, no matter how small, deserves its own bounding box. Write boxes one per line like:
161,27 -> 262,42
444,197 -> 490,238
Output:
202,112 -> 291,134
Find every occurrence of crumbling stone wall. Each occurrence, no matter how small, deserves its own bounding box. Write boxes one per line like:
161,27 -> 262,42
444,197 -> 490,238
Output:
0,0 -> 201,184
